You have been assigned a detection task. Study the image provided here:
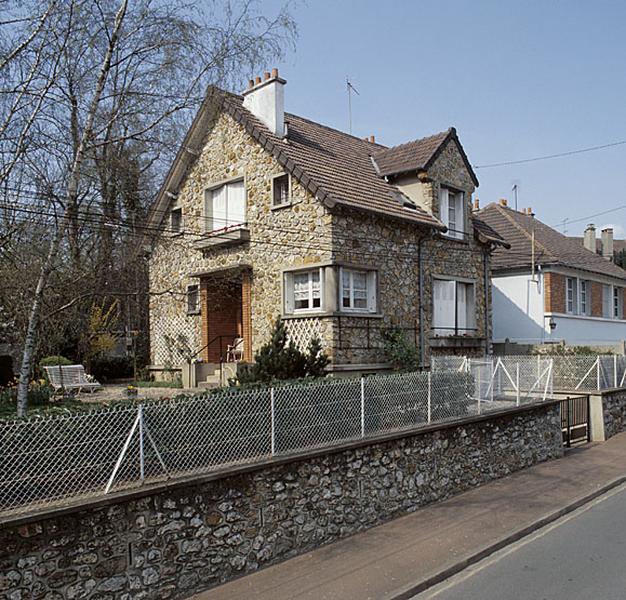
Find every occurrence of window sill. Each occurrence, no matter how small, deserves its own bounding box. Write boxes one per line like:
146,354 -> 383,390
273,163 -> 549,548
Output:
439,233 -> 469,245
194,226 -> 250,250
187,311 -> 201,316
271,200 -> 293,211
282,311 -> 383,320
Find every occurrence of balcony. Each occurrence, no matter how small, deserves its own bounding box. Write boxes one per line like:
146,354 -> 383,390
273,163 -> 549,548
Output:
194,224 -> 250,250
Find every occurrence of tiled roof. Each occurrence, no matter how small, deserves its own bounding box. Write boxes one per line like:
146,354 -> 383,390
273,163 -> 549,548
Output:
478,203 -> 626,281
471,216 -> 510,247
567,237 -> 626,255
371,128 -> 479,186
149,86 -> 496,244
221,92 -> 444,229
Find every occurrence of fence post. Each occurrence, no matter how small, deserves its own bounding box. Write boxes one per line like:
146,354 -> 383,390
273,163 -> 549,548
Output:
614,355 -> 618,388
138,404 -> 145,483
427,372 -> 432,423
360,377 -> 365,437
597,357 -> 601,391
270,388 -> 276,455
516,363 -> 520,407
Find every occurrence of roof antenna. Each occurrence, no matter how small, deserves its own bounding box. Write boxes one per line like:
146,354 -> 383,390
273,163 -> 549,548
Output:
346,76 -> 360,135
511,182 -> 519,211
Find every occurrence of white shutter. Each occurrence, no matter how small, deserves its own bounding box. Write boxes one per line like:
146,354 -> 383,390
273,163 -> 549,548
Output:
367,271 -> 377,313
211,185 -> 227,232
227,180 -> 246,227
439,188 -> 449,229
457,283 -> 467,331
455,193 -> 465,237
433,279 -> 456,335
284,272 -> 294,314
603,284 -> 611,318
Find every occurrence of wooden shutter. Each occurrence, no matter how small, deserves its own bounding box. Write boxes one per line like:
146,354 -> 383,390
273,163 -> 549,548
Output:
439,188 -> 449,229
367,271 -> 377,313
433,279 -> 456,335
227,180 -> 246,227
457,282 -> 467,331
211,185 -> 227,231
455,192 -> 465,238
284,272 -> 294,314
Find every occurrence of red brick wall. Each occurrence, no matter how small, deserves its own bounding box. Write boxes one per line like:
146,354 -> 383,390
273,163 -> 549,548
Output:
242,270 -> 253,362
544,272 -> 565,313
591,281 -> 603,317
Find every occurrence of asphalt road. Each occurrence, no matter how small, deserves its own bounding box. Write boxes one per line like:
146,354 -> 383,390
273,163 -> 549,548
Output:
415,483 -> 626,600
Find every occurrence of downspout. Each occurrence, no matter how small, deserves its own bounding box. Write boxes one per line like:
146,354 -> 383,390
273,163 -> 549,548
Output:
418,236 -> 426,368
483,248 -> 490,355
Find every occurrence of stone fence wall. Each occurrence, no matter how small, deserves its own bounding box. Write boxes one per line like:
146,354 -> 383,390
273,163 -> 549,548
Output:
602,389 -> 626,439
0,402 -> 563,600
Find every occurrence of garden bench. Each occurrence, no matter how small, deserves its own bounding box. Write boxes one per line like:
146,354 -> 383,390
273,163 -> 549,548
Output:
44,365 -> 101,395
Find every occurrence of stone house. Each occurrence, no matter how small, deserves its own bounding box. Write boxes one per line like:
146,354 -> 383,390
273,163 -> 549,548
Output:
478,201 -> 626,348
146,70 -> 506,383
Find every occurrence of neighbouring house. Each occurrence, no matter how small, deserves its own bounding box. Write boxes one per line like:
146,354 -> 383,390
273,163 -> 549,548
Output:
569,224 -> 626,265
146,70 -> 506,384
478,200 -> 626,348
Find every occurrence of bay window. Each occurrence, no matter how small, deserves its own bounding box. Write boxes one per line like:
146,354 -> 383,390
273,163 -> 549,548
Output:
433,278 -> 476,336
204,179 -> 246,232
341,268 -> 376,313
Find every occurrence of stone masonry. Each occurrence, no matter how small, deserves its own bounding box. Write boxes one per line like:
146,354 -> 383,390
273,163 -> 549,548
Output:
148,109 -> 493,374
602,388 -> 626,438
0,403 -> 563,599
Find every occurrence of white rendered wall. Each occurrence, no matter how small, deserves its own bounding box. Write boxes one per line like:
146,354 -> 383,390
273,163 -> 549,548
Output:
492,273 -> 545,343
546,314 -> 626,345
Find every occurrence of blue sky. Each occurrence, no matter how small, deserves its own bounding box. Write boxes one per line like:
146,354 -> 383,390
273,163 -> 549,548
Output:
261,0 -> 626,238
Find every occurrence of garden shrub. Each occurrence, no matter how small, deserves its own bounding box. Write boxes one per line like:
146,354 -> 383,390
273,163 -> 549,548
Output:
383,327 -> 418,371
89,355 -> 134,381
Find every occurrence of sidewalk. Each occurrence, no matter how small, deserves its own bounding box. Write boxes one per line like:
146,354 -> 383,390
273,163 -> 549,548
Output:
193,432 -> 626,600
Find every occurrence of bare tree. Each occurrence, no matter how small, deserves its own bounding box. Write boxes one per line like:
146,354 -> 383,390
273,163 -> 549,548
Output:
0,0 -> 297,414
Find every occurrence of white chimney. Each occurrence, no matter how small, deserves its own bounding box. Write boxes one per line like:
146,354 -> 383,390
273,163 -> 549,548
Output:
242,68 -> 286,137
601,227 -> 614,261
583,224 -> 596,253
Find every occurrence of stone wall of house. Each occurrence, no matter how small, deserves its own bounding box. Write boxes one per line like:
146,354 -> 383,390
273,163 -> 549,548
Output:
0,403 -> 563,599
602,388 -> 626,438
148,112 -> 334,368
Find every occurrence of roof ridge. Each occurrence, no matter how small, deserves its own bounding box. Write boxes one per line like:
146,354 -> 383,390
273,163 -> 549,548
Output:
285,110 -> 387,148
372,128 -> 453,155
493,204 -> 556,262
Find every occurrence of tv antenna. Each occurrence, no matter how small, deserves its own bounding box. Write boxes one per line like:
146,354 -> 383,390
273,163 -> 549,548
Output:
511,183 -> 519,211
346,77 -> 360,134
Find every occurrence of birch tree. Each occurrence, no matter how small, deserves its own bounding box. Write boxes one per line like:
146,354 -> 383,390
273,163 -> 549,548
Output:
0,0 -> 297,415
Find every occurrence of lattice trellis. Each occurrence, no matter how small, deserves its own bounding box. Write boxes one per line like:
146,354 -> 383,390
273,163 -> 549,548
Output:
284,317 -> 325,352
151,302 -> 200,367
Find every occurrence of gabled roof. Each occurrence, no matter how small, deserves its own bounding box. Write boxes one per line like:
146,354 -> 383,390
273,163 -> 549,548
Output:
148,87 -> 490,242
371,128 -> 479,186
478,203 -> 626,281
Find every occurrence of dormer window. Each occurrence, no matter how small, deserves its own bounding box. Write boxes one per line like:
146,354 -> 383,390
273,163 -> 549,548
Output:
272,174 -> 290,207
440,188 -> 465,240
170,207 -> 182,234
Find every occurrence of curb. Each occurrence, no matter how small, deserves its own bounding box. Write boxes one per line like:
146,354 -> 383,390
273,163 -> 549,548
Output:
389,475 -> 626,600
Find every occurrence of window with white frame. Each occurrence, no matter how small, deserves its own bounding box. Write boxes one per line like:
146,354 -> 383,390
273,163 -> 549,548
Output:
170,207 -> 182,233
432,278 -> 476,336
340,268 -> 377,313
614,286 -> 622,318
187,284 -> 200,315
284,269 -> 322,313
204,179 -> 246,232
566,277 -> 578,314
272,174 -> 290,206
439,188 -> 465,239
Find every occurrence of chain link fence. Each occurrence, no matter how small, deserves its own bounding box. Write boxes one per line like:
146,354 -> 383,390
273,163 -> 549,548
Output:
432,354 -> 626,393
0,367 -> 547,517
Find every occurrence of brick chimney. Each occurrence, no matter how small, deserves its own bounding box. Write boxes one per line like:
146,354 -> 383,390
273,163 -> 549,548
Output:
583,224 -> 596,253
601,227 -> 614,261
242,68 -> 286,136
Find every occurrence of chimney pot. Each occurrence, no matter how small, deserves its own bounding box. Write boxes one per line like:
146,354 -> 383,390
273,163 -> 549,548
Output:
263,71 -> 270,81
255,76 -> 262,85
527,207 -> 533,215
473,198 -> 480,210
370,135 -> 376,143
499,198 -> 508,207
271,67 -> 278,78
248,79 -> 254,89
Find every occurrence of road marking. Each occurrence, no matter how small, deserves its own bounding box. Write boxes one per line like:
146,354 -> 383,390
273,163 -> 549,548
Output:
415,481 -> 626,599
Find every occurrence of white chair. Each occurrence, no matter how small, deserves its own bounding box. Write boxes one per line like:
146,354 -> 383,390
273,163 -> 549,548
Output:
226,338 -> 244,362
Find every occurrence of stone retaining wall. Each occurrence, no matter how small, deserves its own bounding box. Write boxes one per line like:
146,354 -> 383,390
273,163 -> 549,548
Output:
602,389 -> 626,438
0,403 -> 563,600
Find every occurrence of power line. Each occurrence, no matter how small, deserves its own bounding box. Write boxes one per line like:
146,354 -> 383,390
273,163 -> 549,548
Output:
551,204 -> 626,230
474,139 -> 626,169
